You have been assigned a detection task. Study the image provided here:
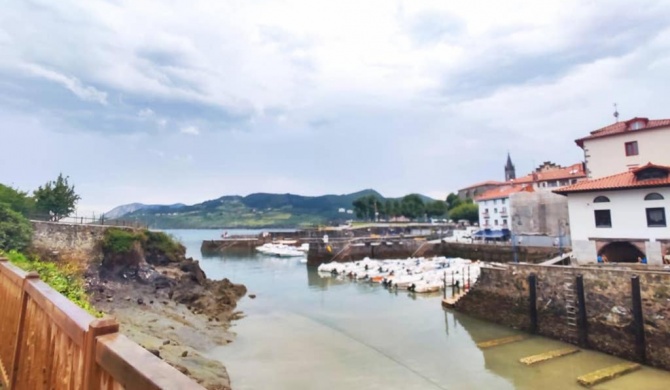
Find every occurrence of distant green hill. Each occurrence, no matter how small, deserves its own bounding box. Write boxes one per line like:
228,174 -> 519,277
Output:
108,189 -> 434,229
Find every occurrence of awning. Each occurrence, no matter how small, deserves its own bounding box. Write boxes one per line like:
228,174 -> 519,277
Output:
473,229 -> 510,239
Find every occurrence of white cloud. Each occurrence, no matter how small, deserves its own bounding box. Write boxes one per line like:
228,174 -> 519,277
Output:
21,63 -> 108,105
180,125 -> 200,135
2,0 -> 670,213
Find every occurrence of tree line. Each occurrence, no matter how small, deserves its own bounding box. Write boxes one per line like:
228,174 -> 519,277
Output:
0,173 -> 80,252
351,192 -> 478,223
352,194 -> 447,221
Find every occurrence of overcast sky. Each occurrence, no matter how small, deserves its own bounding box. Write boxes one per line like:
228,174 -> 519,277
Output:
2,0 -> 670,213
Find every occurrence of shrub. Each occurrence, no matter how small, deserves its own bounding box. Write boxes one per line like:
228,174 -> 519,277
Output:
2,250 -> 100,317
144,230 -> 184,262
102,228 -> 145,253
0,203 -> 33,251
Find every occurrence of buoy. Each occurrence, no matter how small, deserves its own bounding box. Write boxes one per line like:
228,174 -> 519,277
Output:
326,245 -> 332,253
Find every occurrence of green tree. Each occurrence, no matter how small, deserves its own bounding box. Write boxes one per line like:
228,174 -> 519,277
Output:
34,174 -> 81,221
445,192 -> 462,211
426,200 -> 447,218
0,184 -> 35,216
400,194 -> 425,220
448,203 -> 479,224
0,203 -> 33,251
352,197 -> 369,219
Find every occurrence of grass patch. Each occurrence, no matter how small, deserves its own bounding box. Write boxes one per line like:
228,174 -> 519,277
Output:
102,227 -> 145,253
2,250 -> 101,317
143,230 -> 184,262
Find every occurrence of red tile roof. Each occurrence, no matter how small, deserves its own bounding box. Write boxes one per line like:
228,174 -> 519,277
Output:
554,163 -> 670,194
575,117 -> 670,147
476,185 -> 534,201
511,162 -> 586,184
459,180 -> 505,190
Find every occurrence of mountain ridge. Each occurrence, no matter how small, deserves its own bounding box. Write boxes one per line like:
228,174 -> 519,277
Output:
105,189 -> 434,229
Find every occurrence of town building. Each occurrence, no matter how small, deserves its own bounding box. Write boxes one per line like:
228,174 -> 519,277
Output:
511,162 -> 586,190
576,117 -> 670,178
556,116 -> 670,264
555,163 -> 670,264
457,180 -> 504,201
475,185 -> 533,230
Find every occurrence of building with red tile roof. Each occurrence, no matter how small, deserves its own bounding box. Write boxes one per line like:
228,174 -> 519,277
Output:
575,117 -> 670,179
554,163 -> 670,265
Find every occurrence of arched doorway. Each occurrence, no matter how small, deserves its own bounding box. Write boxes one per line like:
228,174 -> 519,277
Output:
598,241 -> 645,263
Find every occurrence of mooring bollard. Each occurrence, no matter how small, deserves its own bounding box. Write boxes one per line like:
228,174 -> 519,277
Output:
529,273 -> 538,334
631,275 -> 646,363
576,274 -> 588,348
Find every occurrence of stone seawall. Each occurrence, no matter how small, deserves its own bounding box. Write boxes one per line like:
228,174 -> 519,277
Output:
30,221 -> 136,268
456,264 -> 670,370
307,241 -> 559,265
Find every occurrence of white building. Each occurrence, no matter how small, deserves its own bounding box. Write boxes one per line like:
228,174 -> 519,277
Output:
475,185 -> 533,230
576,117 -> 670,179
555,163 -> 670,264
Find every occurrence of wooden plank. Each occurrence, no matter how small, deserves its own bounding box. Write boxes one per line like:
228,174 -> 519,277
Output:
96,334 -> 206,390
477,335 -> 527,349
83,318 -> 119,389
0,260 -> 29,286
23,279 -> 91,347
577,362 -> 641,387
519,348 -> 580,365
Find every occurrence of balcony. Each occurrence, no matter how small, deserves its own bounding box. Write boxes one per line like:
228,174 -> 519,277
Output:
500,209 -> 508,217
482,211 -> 490,218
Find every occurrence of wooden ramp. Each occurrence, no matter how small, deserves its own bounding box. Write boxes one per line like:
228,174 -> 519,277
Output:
476,335 -> 527,349
519,347 -> 580,365
576,362 -> 641,387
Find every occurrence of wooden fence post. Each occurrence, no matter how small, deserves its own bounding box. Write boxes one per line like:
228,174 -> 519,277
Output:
528,273 -> 538,334
631,275 -> 646,363
10,271 -> 40,389
83,318 -> 120,389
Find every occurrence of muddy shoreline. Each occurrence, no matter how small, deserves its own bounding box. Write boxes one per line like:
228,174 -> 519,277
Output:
85,232 -> 247,390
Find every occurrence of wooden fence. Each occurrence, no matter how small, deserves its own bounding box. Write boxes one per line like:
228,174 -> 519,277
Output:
0,257 -> 204,389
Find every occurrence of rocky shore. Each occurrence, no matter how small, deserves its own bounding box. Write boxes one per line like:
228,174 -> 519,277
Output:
86,230 -> 247,389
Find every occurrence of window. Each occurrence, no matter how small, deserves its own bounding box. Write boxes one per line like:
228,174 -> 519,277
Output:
594,196 -> 610,203
494,220 -> 498,226
494,199 -> 498,205
645,193 -> 664,201
630,121 -> 645,130
647,208 -> 666,227
594,210 -> 612,228
502,198 -> 506,204
625,141 -> 639,156
494,208 -> 498,213
637,168 -> 668,181
503,219 -> 507,226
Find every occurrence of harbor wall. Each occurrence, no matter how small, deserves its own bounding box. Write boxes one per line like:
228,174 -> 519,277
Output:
307,241 -> 559,265
456,264 -> 670,370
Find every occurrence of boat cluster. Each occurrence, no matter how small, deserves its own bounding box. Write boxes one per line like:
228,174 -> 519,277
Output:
256,242 -> 309,257
317,257 -> 481,293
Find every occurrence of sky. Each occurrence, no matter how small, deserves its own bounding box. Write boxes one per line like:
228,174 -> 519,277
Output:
2,0 -> 670,214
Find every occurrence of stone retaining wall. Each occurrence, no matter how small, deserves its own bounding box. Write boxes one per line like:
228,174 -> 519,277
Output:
456,263 -> 670,370
30,221 -> 136,268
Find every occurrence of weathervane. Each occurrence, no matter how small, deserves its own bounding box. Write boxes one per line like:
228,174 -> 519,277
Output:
613,103 -> 619,122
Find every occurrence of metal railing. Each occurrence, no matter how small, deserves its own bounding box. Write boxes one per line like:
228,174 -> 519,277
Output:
29,213 -> 147,229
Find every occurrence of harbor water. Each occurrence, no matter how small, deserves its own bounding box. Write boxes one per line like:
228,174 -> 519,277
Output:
168,229 -> 670,390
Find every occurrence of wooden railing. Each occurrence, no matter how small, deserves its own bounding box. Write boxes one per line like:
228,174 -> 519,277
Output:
0,257 -> 204,389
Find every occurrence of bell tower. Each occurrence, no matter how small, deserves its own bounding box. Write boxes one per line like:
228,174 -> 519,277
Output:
505,153 -> 516,181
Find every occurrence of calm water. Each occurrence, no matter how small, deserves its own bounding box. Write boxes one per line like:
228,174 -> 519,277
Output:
167,229 -> 670,390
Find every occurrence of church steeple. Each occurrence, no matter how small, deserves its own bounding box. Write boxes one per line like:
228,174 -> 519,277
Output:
505,153 -> 516,181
